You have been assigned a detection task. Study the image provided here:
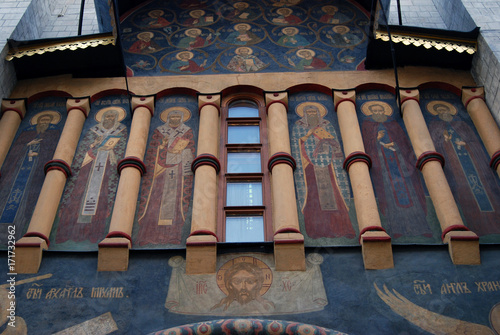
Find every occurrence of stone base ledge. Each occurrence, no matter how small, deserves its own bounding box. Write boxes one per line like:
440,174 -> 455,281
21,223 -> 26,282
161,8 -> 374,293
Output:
360,231 -> 394,270
97,238 -> 131,272
14,237 -> 48,274
274,233 -> 305,271
443,231 -> 480,265
186,235 -> 217,275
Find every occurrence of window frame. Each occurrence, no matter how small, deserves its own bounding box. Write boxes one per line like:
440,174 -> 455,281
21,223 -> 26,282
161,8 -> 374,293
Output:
217,94 -> 272,242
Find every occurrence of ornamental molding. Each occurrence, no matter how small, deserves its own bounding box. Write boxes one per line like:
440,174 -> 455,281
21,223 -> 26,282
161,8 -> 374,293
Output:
375,30 -> 476,54
6,35 -> 115,61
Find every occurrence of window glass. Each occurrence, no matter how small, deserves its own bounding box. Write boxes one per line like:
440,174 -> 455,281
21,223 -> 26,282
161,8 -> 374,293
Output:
226,216 -> 264,242
227,152 -> 261,173
228,101 -> 259,118
227,125 -> 260,144
226,182 -> 262,206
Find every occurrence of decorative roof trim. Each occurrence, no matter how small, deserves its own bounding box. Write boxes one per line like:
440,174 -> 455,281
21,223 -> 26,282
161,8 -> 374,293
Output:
375,30 -> 477,54
6,35 -> 116,61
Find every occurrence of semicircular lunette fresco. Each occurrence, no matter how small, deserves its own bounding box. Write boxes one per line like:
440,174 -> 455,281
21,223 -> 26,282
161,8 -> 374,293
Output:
120,0 -> 369,76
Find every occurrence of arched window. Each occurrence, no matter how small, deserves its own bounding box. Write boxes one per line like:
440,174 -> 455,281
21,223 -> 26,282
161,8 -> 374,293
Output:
219,96 -> 272,242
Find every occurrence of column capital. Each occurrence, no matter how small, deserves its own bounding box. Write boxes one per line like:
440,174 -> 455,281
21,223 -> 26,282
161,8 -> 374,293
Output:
399,88 -> 420,105
67,97 -> 90,118
333,89 -> 356,110
199,94 -> 221,113
131,95 -> 155,117
265,91 -> 288,111
1,98 -> 26,120
462,86 -> 485,108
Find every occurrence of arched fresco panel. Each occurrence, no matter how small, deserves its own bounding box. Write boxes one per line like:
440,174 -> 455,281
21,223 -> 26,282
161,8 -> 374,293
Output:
420,88 -> 500,242
50,94 -> 131,250
120,0 -> 369,76
288,91 -> 358,246
357,90 -> 442,244
132,94 -> 198,248
0,97 -> 66,246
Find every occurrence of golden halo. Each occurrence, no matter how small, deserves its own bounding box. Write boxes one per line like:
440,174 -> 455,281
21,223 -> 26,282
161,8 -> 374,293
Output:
282,26 -> 299,35
322,5 -> 338,12
234,23 -> 251,30
426,100 -> 457,116
148,9 -> 164,16
30,111 -> 62,125
296,48 -> 315,58
189,9 -> 205,17
216,256 -> 273,297
234,2 -> 249,8
333,25 -> 350,33
175,51 -> 194,60
277,7 -> 292,15
235,47 -> 253,55
185,28 -> 202,36
138,32 -> 154,40
160,107 -> 191,123
361,101 -> 393,116
95,106 -> 127,123
296,101 -> 327,118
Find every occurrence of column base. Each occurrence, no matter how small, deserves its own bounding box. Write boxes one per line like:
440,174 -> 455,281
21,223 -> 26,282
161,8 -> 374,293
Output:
186,235 -> 217,274
14,237 -> 48,274
97,238 -> 131,272
360,231 -> 394,270
274,233 -> 306,271
443,231 -> 480,265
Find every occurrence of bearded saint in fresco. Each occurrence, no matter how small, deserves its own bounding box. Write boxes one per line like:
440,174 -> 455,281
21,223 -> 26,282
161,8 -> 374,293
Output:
291,102 -> 355,239
135,107 -> 195,246
426,100 -> 500,235
56,107 -> 127,244
0,111 -> 61,240
361,101 -> 432,238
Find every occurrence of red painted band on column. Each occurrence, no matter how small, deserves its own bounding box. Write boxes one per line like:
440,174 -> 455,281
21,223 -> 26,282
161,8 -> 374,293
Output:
358,226 -> 388,243
132,104 -> 154,117
274,227 -> 301,236
68,106 -> 89,118
268,152 -> 296,171
463,95 -> 485,109
118,156 -> 147,176
106,231 -> 132,241
199,102 -> 221,116
266,100 -> 288,114
490,150 -> 500,170
23,231 -> 50,247
2,108 -> 24,120
416,151 -> 445,170
441,224 -> 472,241
44,159 -> 72,178
334,98 -> 356,111
343,151 -> 372,172
191,154 -> 221,174
400,97 -> 420,106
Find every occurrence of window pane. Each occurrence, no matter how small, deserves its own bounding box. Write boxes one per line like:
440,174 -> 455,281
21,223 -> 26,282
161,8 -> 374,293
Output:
226,216 -> 264,242
227,182 -> 262,206
227,152 -> 261,173
228,100 -> 259,118
228,126 -> 260,144
228,106 -> 259,118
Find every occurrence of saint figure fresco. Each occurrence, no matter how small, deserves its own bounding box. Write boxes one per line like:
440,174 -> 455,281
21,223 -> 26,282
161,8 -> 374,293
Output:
277,27 -> 310,47
225,23 -> 260,45
360,101 -> 432,238
288,49 -> 327,70
227,47 -> 266,72
56,107 -> 128,243
135,107 -> 195,246
128,32 -> 159,54
169,51 -> 207,73
426,100 -> 500,235
0,111 -> 62,240
177,28 -> 212,49
292,102 -> 355,239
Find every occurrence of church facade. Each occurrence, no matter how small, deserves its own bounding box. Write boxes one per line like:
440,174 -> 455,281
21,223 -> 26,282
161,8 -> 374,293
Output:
1,0 -> 500,334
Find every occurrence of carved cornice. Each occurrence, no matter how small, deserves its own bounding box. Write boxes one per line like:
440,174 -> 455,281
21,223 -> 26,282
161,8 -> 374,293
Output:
375,30 -> 476,54
6,35 -> 115,61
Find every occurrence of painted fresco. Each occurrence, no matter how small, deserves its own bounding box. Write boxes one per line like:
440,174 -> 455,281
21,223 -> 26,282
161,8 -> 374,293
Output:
420,89 -> 500,242
0,97 -> 66,246
133,95 -> 198,248
3,247 -> 500,334
289,92 -> 358,245
357,90 -> 441,244
50,95 -> 131,250
119,0 -> 369,76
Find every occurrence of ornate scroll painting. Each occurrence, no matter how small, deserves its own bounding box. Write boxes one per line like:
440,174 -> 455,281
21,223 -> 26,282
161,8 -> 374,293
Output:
289,91 -> 358,246
420,89 -> 500,242
357,90 -> 441,244
132,94 -> 198,248
0,97 -> 66,248
50,94 -> 131,250
119,0 -> 369,76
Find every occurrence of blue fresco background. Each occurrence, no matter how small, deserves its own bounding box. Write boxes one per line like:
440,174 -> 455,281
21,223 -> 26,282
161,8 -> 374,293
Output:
4,246 -> 500,334
119,0 -> 369,76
